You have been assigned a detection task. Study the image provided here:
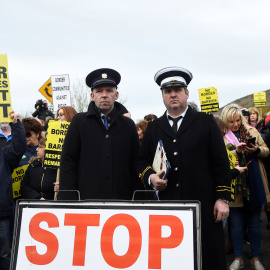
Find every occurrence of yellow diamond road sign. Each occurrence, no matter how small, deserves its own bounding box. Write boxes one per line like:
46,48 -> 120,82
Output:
39,78 -> 52,103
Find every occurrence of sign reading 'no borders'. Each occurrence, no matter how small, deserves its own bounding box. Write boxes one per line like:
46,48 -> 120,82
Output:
11,201 -> 201,270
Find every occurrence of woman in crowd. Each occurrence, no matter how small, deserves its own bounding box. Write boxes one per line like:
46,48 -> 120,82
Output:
136,120 -> 148,143
18,118 -> 42,167
21,138 -> 57,200
249,107 -> 264,132
221,104 -> 269,270
56,106 -> 77,122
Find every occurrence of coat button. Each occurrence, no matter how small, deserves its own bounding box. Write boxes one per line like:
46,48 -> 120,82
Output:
174,152 -> 178,156
176,183 -> 179,187
105,135 -> 109,138
174,167 -> 178,171
173,139 -> 177,143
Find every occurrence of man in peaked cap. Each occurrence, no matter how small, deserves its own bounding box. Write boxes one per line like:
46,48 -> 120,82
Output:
136,67 -> 231,270
60,68 -> 141,200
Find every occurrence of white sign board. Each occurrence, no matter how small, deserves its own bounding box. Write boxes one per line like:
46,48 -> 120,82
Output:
11,201 -> 201,270
51,74 -> 71,111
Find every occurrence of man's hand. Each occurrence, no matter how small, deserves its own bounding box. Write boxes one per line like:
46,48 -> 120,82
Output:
213,200 -> 229,223
9,110 -> 20,124
150,171 -> 168,191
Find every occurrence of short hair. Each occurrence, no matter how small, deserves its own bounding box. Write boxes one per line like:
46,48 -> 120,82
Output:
144,114 -> 157,121
22,118 -> 42,134
213,115 -> 227,136
220,103 -> 247,126
136,120 -> 148,134
57,106 -> 77,122
248,107 -> 261,123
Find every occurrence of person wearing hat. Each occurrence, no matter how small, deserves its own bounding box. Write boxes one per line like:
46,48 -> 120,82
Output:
136,67 -> 231,270
59,68 -> 141,200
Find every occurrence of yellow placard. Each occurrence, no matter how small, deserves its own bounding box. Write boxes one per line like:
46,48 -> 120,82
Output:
0,54 -> 12,122
39,78 -> 53,103
254,91 -> 266,103
198,87 -> 219,112
12,164 -> 29,198
226,148 -> 236,201
44,120 -> 70,168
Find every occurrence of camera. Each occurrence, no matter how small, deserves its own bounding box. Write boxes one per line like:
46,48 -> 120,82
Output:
35,99 -> 46,110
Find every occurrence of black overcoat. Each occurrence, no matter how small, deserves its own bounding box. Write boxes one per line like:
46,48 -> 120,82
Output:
59,101 -> 140,200
136,107 -> 231,270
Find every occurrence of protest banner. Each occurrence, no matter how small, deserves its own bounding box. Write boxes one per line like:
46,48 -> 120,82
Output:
11,200 -> 201,270
39,78 -> 53,103
44,120 -> 70,168
226,148 -> 236,201
12,164 -> 29,198
0,54 -> 12,122
254,91 -> 266,107
51,74 -> 71,111
198,87 -> 219,113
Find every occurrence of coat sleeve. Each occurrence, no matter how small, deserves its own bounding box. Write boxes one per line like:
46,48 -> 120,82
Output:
59,115 -> 81,193
207,114 -> 231,201
32,110 -> 39,117
21,167 -> 42,199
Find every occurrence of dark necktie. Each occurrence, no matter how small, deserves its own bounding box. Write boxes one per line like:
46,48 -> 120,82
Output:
168,115 -> 183,133
102,115 -> 109,130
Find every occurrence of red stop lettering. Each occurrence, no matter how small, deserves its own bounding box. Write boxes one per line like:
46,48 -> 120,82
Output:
25,212 -> 59,265
148,215 -> 184,269
64,214 -> 100,266
101,214 -> 142,268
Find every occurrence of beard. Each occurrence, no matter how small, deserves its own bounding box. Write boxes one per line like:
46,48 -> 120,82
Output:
0,123 -> 10,130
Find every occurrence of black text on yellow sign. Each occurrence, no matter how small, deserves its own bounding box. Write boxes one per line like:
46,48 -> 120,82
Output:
198,87 -> 219,113
44,120 -> 70,168
0,54 -> 12,122
12,165 -> 29,198
39,78 -> 53,104
226,148 -> 236,201
254,92 -> 266,103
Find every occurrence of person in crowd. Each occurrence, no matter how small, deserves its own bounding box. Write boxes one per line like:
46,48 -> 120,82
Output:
21,137 -> 57,200
0,111 -> 26,270
0,122 -> 12,148
18,118 -> 42,167
32,99 -> 54,121
59,68 -> 140,200
221,103 -> 269,270
144,114 -> 157,121
249,107 -> 264,132
136,66 -> 231,270
136,120 -> 148,143
188,100 -> 199,111
240,107 -> 251,125
56,106 -> 77,122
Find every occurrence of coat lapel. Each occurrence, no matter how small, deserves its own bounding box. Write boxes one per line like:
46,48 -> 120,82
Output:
157,111 -> 176,138
177,107 -> 198,136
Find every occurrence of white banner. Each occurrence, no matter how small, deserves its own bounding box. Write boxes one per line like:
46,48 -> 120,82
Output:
51,74 -> 70,111
11,201 -> 201,270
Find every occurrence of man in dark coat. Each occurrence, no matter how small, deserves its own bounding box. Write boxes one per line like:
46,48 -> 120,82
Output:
0,111 -> 26,270
59,68 -> 140,200
136,67 -> 231,270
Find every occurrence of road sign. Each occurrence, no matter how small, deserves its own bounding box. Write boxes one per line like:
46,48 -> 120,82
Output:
38,78 -> 53,103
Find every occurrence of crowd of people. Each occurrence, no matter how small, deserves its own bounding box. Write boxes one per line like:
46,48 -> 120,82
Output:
0,66 -> 269,270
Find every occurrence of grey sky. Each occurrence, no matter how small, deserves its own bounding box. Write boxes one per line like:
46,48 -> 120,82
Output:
2,0 -> 270,121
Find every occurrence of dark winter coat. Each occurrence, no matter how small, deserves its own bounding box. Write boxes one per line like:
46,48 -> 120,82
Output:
21,159 -> 57,200
32,108 -> 54,121
59,101 -> 140,200
136,107 -> 231,270
0,121 -> 26,217
18,145 -> 38,167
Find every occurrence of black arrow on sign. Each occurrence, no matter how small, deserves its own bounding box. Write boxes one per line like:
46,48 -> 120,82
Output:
45,82 -> 52,97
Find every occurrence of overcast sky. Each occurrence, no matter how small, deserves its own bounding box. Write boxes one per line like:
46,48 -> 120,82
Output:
2,0 -> 270,122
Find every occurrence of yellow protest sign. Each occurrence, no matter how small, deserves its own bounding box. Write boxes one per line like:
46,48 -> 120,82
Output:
39,78 -> 53,103
0,54 -> 12,122
44,120 -> 70,168
254,91 -> 266,107
198,87 -> 219,113
12,164 -> 29,198
226,148 -> 236,201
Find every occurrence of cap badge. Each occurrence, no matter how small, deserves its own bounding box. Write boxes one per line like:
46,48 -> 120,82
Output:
101,73 -> 107,79
171,78 -> 176,81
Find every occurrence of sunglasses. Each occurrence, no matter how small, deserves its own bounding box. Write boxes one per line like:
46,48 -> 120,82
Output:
25,131 -> 35,138
57,113 -> 65,117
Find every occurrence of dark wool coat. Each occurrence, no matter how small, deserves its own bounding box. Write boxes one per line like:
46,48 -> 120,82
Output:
32,108 -> 54,121
21,159 -> 57,200
0,121 -> 26,217
136,107 -> 231,270
59,101 -> 140,200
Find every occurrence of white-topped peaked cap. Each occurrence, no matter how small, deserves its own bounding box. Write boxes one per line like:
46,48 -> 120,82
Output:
154,67 -> 193,89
